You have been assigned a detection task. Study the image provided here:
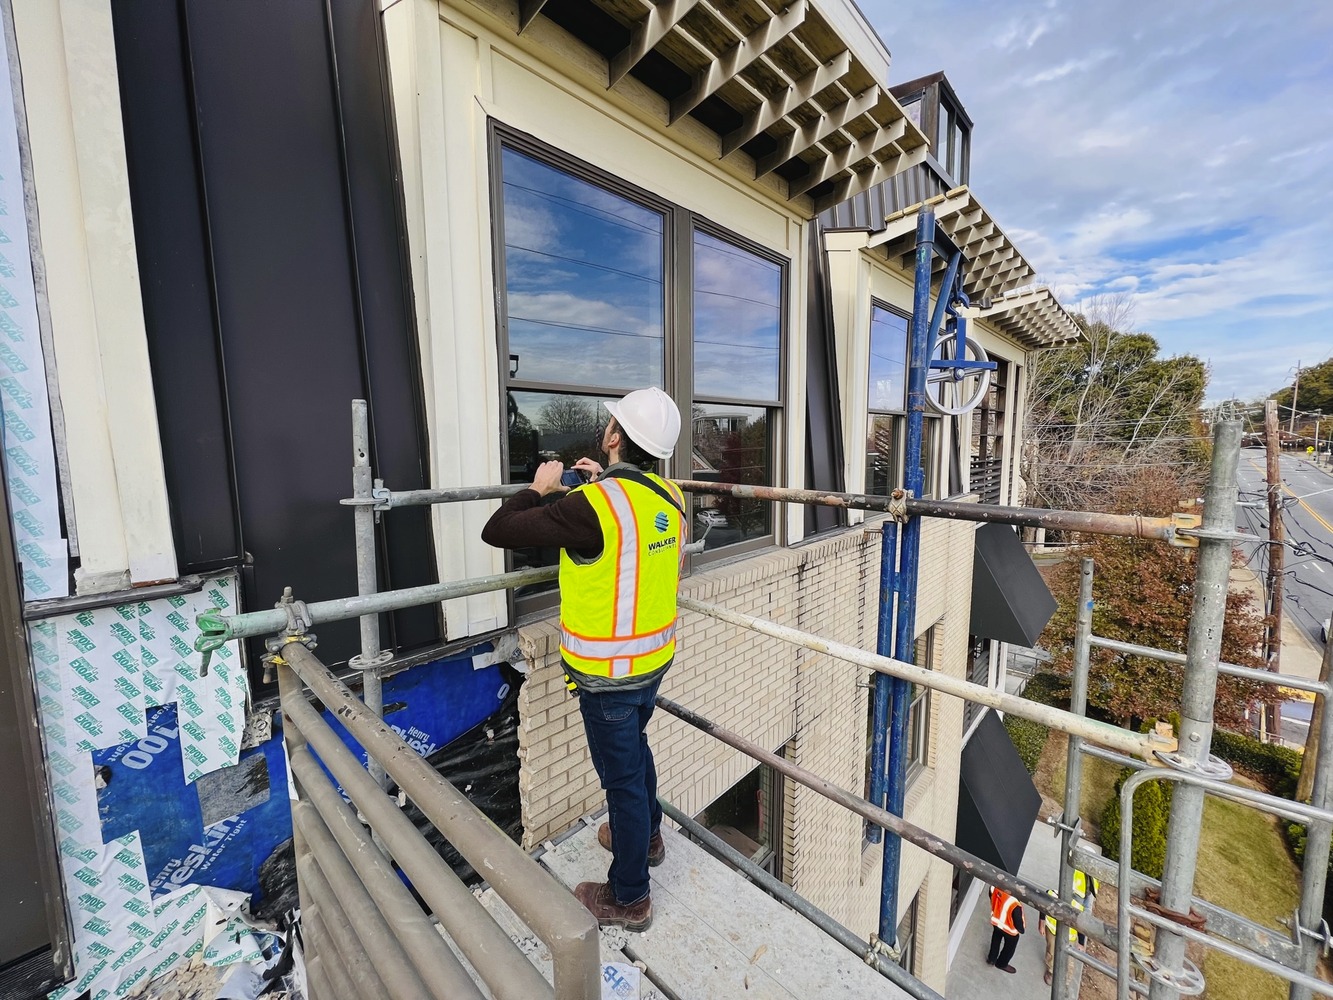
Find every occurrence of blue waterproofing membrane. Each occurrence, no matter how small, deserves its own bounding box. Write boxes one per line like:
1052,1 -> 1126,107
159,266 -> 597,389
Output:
94,643 -> 510,910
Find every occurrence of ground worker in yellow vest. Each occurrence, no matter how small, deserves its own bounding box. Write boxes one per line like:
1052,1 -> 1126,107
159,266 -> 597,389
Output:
482,387 -> 685,933
986,886 -> 1024,973
1040,869 -> 1098,985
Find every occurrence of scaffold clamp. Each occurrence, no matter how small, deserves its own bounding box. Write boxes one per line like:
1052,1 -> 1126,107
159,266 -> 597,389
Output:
866,935 -> 901,966
1283,909 -> 1333,958
888,489 -> 910,523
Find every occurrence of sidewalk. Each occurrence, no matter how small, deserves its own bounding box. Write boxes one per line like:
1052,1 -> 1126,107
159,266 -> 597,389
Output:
946,820 -> 1074,1000
1231,563 -> 1324,682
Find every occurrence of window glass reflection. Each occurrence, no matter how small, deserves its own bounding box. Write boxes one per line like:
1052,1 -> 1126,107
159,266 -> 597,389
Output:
506,390 -> 615,592
690,403 -> 771,549
865,414 -> 939,499
868,306 -> 908,411
693,231 -> 781,401
501,147 -> 664,389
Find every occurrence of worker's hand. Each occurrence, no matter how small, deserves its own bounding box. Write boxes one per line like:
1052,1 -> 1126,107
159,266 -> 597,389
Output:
572,456 -> 603,478
531,460 -> 567,497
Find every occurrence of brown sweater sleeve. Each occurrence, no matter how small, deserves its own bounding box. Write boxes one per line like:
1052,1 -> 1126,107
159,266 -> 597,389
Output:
481,488 -> 603,558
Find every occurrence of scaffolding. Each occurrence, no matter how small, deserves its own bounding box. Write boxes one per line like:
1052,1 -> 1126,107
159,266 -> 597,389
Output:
189,207 -> 1333,998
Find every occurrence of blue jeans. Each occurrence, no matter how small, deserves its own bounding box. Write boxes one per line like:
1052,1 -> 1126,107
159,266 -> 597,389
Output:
577,673 -> 664,905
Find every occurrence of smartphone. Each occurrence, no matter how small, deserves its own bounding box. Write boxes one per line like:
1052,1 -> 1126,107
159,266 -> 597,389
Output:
560,469 -> 589,488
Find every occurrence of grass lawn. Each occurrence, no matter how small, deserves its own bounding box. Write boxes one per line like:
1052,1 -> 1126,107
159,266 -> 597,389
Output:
1196,791 -> 1303,999
1045,735 -> 1124,837
1033,735 -> 1311,999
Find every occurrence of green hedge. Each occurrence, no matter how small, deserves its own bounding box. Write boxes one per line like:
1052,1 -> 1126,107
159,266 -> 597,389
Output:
1101,768 -> 1172,879
1210,728 -> 1301,798
1023,671 -> 1068,707
1004,715 -> 1049,774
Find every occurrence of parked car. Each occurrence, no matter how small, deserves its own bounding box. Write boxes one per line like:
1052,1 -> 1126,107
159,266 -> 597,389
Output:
695,508 -> 728,528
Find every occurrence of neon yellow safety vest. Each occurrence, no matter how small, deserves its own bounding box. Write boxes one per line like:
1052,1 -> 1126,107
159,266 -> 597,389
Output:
559,475 -> 686,680
1072,870 -> 1099,899
1045,889 -> 1083,942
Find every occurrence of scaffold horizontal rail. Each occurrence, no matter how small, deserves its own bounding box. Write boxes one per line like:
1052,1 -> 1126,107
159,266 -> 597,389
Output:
679,595 -> 1169,760
1088,633 -> 1331,696
654,694 -> 1119,949
339,476 -> 1200,543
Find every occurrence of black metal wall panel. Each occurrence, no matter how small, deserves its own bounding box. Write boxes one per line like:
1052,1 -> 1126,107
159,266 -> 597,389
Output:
112,1 -> 240,570
112,0 -> 439,672
325,0 -> 437,649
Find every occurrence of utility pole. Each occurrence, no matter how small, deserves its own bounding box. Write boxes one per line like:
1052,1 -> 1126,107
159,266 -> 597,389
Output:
1297,632 -> 1333,803
1290,362 -> 1301,436
1263,399 -> 1284,741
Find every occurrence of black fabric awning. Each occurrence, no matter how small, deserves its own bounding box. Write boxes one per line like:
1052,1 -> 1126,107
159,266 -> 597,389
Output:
969,522 -> 1057,647
956,710 -> 1042,875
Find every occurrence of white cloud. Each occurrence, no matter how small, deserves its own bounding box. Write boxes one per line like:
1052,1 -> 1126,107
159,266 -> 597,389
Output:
859,0 -> 1333,401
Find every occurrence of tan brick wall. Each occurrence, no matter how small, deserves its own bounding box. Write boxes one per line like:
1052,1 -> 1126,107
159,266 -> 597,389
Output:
515,515 -> 974,993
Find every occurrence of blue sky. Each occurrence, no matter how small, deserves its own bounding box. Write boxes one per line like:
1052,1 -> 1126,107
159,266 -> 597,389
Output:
860,0 -> 1333,403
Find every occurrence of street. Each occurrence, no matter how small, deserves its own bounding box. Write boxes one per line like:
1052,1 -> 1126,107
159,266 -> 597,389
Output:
1235,448 -> 1333,649
1235,448 -> 1333,744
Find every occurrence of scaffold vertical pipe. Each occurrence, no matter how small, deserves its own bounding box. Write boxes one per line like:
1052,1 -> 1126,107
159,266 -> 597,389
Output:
1146,418 -> 1243,1000
867,521 -> 899,846
1053,558 -> 1095,1000
351,400 -> 388,792
879,206 -> 937,944
1292,636 -> 1333,1000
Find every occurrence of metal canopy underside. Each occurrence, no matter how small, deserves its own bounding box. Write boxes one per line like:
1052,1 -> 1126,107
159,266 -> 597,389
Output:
977,285 -> 1083,349
956,710 -> 1042,876
869,186 -> 1035,302
511,0 -> 930,213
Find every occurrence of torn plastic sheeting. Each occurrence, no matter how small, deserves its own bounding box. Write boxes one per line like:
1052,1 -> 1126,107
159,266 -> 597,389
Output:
0,9 -> 69,601
94,704 -> 294,911
396,672 -> 523,884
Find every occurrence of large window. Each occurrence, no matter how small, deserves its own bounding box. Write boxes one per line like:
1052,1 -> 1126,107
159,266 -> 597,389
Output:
691,230 -> 783,550
866,303 -> 939,499
493,131 -> 786,594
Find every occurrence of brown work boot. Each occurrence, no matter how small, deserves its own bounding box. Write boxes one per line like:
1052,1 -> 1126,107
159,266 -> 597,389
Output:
597,822 -> 666,866
573,881 -> 653,932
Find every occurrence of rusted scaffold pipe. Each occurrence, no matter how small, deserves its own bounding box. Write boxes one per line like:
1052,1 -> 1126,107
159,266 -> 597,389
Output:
674,481 -> 1200,544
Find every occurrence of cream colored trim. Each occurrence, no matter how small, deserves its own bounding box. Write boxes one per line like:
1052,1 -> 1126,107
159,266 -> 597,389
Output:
384,0 -> 507,638
12,0 -> 176,591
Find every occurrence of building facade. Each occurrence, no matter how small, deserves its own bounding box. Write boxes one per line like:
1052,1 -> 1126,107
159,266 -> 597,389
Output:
0,0 -> 1076,997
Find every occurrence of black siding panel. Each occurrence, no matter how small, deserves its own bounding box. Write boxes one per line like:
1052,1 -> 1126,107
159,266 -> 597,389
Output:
326,0 -> 438,649
112,1 -> 240,569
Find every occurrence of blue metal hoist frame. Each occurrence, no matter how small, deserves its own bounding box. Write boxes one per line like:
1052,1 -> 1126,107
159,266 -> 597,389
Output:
866,207 -> 999,951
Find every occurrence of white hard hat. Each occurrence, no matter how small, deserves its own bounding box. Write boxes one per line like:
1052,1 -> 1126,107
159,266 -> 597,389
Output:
604,387 -> 681,459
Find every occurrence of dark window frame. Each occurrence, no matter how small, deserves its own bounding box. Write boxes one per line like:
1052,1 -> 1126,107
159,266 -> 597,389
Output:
488,123 -> 789,618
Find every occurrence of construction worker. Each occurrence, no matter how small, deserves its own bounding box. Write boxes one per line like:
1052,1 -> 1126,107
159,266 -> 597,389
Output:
482,387 -> 685,933
986,886 -> 1024,973
1040,868 -> 1097,986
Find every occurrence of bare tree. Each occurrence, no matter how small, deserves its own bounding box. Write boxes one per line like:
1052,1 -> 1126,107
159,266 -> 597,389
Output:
1021,296 -> 1210,519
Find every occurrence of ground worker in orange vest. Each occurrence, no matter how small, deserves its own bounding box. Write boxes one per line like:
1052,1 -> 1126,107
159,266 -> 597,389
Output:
482,387 -> 685,933
986,886 -> 1025,973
